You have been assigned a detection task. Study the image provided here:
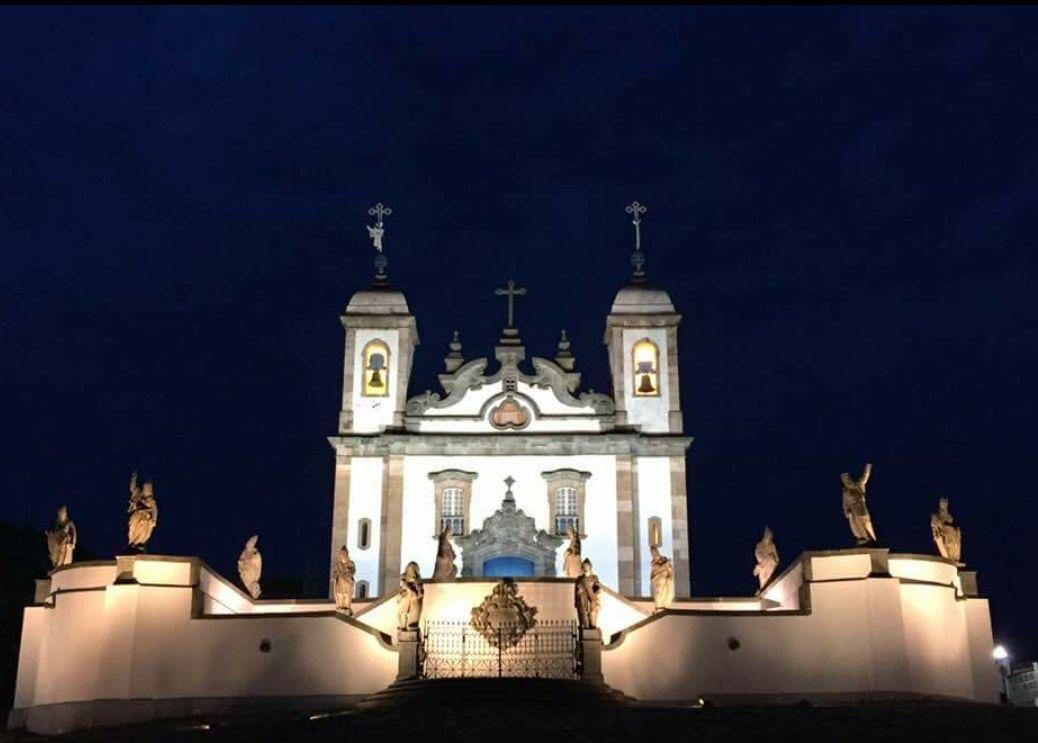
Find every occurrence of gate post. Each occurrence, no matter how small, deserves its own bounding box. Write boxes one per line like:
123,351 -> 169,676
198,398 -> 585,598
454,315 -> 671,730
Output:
579,628 -> 603,683
397,629 -> 422,681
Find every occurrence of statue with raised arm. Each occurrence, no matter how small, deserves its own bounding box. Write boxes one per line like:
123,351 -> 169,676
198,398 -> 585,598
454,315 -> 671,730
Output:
649,545 -> 675,611
237,535 -> 262,599
753,526 -> 780,591
126,471 -> 158,551
432,524 -> 457,581
563,525 -> 583,578
45,505 -> 77,568
397,561 -> 424,630
841,463 -> 877,545
332,545 -> 356,614
931,498 -> 963,564
574,558 -> 601,629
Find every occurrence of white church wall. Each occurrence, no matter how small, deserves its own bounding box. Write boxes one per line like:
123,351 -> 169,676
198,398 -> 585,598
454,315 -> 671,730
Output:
399,455 -> 619,586
634,456 -> 673,595
349,328 -> 400,433
621,327 -> 671,433
347,456 -> 384,594
416,378 -> 603,421
602,554 -> 998,704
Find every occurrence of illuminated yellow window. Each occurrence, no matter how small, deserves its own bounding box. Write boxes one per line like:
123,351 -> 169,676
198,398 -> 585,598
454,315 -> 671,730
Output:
648,516 -> 663,547
632,339 -> 660,396
362,340 -> 390,396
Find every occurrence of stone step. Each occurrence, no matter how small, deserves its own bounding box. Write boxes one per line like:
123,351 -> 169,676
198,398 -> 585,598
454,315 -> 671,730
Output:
357,677 -> 634,710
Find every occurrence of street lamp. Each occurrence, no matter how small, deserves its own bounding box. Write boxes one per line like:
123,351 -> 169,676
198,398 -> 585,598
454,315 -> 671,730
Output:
993,644 -> 1011,703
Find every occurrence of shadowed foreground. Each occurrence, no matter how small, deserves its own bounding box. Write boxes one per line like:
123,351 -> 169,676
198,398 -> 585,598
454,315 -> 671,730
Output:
5,699 -> 1038,743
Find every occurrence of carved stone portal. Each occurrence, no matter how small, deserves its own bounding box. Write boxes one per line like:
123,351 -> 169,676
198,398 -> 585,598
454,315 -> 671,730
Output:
455,486 -> 562,577
470,579 -> 539,648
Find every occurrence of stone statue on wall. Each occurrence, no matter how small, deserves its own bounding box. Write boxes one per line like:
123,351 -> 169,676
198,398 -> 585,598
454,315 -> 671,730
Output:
649,545 -> 675,611
841,463 -> 877,545
397,561 -> 424,631
332,545 -> 356,614
45,505 -> 77,569
753,526 -> 780,591
563,525 -> 583,578
574,558 -> 601,629
237,535 -> 262,599
126,471 -> 158,551
432,524 -> 457,581
931,498 -> 963,564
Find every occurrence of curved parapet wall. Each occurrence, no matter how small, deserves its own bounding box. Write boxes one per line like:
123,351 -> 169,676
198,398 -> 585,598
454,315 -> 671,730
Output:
602,549 -> 1000,704
11,555 -> 397,735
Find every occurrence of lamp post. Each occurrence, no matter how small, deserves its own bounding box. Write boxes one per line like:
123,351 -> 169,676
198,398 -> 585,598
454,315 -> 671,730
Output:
993,644 -> 1011,703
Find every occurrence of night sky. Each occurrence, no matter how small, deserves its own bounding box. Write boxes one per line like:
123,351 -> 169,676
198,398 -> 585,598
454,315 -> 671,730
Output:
2,8 -> 1037,660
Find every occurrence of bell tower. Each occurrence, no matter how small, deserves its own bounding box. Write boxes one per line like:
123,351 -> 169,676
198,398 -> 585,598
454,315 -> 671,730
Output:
604,202 -> 682,434
338,203 -> 419,434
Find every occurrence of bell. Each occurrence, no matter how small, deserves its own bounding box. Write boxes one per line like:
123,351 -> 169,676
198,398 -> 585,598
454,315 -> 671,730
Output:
638,373 -> 655,394
369,369 -> 384,388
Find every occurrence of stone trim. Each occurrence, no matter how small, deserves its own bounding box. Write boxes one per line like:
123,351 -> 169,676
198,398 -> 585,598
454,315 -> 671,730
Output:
615,455 -> 636,595
669,456 -> 691,597
666,326 -> 682,434
329,432 -> 693,458
378,455 -> 405,596
540,469 -> 592,537
427,469 -> 478,537
328,456 -> 352,597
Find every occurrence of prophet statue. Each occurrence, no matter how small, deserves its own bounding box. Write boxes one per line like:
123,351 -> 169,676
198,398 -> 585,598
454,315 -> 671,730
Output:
649,545 -> 675,611
45,505 -> 77,569
574,558 -> 601,629
753,526 -> 780,591
332,545 -> 357,614
397,561 -> 424,631
126,471 -> 158,551
432,524 -> 457,581
931,498 -> 963,564
237,535 -> 262,599
841,463 -> 877,545
563,525 -> 583,578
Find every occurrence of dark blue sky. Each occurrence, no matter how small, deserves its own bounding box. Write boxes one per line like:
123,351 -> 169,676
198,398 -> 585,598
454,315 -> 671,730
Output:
2,8 -> 1037,659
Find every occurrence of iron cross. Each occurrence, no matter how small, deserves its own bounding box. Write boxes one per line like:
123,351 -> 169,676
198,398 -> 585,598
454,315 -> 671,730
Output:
626,200 -> 647,252
367,202 -> 392,228
494,279 -> 527,328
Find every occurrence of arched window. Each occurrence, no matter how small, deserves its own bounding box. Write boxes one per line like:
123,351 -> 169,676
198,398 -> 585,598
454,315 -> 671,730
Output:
362,340 -> 390,397
357,518 -> 371,550
356,580 -> 369,599
441,487 -> 464,535
554,486 -> 579,536
632,339 -> 660,397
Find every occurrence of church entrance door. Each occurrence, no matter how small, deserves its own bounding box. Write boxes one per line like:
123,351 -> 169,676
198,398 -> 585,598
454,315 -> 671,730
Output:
483,556 -> 534,577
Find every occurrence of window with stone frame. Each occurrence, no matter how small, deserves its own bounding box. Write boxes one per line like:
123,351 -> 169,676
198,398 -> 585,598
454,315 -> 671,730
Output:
428,470 -> 477,537
356,580 -> 369,598
541,469 -> 591,537
357,518 -> 371,550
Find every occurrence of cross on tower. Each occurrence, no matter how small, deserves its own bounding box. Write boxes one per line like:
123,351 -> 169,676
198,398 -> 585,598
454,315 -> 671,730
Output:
494,279 -> 527,329
626,201 -> 647,252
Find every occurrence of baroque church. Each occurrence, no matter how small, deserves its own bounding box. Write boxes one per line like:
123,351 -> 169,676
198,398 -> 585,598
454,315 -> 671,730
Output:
330,203 -> 689,599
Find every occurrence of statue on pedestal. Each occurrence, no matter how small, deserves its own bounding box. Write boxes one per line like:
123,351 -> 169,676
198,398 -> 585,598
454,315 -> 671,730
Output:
237,535 -> 262,599
931,498 -> 963,564
45,505 -> 77,569
126,471 -> 158,551
649,546 -> 675,611
332,545 -> 356,614
563,525 -> 583,578
574,558 -> 601,629
841,463 -> 877,545
753,526 -> 780,591
432,524 -> 457,581
397,561 -> 424,631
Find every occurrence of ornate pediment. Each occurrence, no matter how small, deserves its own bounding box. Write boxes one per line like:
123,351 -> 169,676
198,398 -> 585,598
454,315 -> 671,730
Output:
470,579 -> 538,648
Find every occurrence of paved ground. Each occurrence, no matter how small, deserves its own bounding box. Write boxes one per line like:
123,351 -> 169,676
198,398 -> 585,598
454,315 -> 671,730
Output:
5,700 -> 1038,743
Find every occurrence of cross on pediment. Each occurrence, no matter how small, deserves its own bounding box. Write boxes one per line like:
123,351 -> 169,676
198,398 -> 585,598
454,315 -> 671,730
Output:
494,279 -> 527,329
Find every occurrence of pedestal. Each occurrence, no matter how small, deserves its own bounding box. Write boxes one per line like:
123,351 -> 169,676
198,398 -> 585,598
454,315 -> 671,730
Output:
396,629 -> 422,681
579,627 -> 603,683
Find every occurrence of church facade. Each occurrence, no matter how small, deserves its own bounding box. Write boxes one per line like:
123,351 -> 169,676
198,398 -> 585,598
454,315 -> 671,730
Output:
329,251 -> 691,599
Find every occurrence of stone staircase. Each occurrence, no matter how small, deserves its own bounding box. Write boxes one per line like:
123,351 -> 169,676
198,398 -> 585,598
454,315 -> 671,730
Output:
356,677 -> 635,710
